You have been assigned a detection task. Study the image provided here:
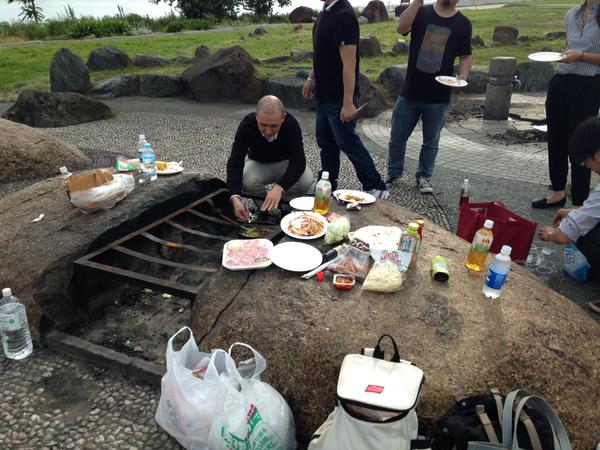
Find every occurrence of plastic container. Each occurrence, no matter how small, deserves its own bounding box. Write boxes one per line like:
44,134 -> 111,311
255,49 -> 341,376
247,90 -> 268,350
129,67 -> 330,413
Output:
459,179 -> 470,207
139,142 -> 157,184
0,288 -> 33,360
313,172 -> 332,215
333,274 -> 355,290
399,222 -> 421,270
465,219 -> 494,272
137,134 -> 148,163
222,239 -> 273,270
483,245 -> 512,299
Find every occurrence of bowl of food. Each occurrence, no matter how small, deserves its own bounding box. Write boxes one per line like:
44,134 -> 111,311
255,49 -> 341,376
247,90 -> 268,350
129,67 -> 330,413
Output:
280,211 -> 327,240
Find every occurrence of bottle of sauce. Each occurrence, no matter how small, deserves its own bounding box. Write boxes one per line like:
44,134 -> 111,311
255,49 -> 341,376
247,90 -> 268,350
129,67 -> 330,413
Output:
465,219 -> 494,272
313,171 -> 332,215
459,179 -> 470,207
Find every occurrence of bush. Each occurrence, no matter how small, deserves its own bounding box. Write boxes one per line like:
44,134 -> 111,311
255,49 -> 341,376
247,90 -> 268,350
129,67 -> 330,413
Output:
190,18 -> 213,30
166,21 -> 184,33
46,19 -> 72,37
68,17 -> 132,38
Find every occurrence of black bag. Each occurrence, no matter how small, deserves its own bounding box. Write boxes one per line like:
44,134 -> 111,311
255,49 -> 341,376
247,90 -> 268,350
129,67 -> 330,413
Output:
437,383 -> 555,450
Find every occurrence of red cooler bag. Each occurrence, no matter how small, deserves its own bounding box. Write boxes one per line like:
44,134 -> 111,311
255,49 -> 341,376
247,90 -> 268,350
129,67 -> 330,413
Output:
456,202 -> 537,263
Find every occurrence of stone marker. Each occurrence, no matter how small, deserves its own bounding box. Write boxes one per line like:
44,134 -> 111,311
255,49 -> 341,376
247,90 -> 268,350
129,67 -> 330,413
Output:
0,118 -> 90,181
191,200 -> 600,449
87,46 -> 131,71
50,48 -> 91,94
492,26 -> 519,45
484,57 -> 517,120
2,90 -> 112,127
134,55 -> 169,68
359,36 -> 382,58
361,0 -> 388,23
289,6 -> 314,23
182,46 -> 263,104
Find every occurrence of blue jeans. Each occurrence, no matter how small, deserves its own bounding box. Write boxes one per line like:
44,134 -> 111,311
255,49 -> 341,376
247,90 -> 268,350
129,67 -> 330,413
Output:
315,98 -> 386,191
388,96 -> 449,180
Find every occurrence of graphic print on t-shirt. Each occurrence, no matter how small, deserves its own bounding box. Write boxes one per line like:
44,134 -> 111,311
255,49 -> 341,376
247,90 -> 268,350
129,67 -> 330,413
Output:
416,24 -> 451,74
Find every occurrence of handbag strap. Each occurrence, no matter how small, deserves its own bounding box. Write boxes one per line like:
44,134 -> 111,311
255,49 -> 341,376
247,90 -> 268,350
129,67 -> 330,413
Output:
487,383 -> 504,433
373,334 -> 400,362
476,405 -> 499,443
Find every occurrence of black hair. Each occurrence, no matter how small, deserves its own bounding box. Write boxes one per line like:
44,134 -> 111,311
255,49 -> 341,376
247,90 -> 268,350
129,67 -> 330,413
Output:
569,116 -> 600,164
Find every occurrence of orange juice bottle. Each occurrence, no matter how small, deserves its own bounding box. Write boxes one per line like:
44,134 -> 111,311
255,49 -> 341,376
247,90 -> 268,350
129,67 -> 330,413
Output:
313,171 -> 332,215
465,219 -> 494,272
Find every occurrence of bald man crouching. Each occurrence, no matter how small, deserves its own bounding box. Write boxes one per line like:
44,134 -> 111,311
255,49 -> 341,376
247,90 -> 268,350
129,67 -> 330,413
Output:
226,95 -> 313,221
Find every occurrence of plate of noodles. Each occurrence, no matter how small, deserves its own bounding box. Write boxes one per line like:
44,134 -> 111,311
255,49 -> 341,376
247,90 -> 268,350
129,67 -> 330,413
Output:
281,211 -> 328,240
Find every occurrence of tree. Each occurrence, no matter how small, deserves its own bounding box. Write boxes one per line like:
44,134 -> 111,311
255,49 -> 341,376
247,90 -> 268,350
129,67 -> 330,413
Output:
243,0 -> 291,16
7,0 -> 44,23
150,0 -> 239,21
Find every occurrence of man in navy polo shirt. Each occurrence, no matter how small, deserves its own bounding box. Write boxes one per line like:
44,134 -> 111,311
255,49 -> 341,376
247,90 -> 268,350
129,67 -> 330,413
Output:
302,0 -> 389,199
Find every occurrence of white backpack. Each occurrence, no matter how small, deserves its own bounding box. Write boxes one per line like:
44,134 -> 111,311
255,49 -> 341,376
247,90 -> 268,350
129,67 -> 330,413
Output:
308,335 -> 431,450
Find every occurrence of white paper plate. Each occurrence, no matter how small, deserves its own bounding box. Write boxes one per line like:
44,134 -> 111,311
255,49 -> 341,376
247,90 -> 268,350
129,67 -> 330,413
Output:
289,196 -> 314,211
435,76 -> 468,88
333,189 -> 376,205
281,211 -> 328,240
271,242 -> 323,272
157,162 -> 184,175
222,239 -> 273,271
528,52 -> 562,62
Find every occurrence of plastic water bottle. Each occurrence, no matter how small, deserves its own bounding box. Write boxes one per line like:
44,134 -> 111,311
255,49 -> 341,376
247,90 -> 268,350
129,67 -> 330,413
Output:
483,245 -> 512,299
139,142 -> 157,184
466,219 -> 494,272
313,171 -> 332,215
137,134 -> 147,163
399,222 -> 421,270
0,288 -> 33,360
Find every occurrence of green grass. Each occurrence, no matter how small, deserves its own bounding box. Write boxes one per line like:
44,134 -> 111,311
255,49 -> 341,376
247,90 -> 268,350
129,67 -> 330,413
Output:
0,0 -> 581,101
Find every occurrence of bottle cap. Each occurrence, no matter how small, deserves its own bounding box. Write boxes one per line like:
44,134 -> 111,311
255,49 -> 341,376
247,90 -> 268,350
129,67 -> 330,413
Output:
321,171 -> 329,180
463,179 -> 469,184
316,271 -> 325,281
484,219 -> 494,229
139,134 -> 145,140
500,245 -> 512,256
144,142 -> 151,149
2,288 -> 11,297
59,166 -> 68,174
408,222 -> 419,233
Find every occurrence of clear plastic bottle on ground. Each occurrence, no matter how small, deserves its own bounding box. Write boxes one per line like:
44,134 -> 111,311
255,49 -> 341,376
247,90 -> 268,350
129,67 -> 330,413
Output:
399,222 -> 421,269
483,245 -> 512,299
0,288 -> 33,360
139,142 -> 157,184
313,171 -> 332,215
137,134 -> 147,163
465,219 -> 494,272
459,179 -> 470,207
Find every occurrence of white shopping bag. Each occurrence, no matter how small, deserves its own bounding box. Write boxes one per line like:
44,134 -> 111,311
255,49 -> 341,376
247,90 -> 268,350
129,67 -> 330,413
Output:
208,343 -> 297,450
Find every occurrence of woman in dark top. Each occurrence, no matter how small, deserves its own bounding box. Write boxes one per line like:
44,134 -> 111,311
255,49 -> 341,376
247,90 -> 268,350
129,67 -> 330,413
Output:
532,0 -> 600,209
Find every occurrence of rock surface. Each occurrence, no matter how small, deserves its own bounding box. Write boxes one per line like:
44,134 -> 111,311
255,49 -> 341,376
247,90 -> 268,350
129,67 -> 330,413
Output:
492,26 -> 519,45
546,31 -> 566,40
359,35 -> 382,58
289,6 -> 314,23
395,4 -> 409,16
134,55 -> 169,68
87,46 -> 131,71
357,73 -> 388,118
194,45 -> 210,61
2,90 -> 112,127
182,45 -> 263,104
471,35 -> 485,47
249,27 -> 267,36
138,75 -> 185,97
191,200 -> 600,449
379,65 -> 407,99
361,0 -> 388,23
515,61 -> 554,92
50,48 -> 91,94
264,75 -> 313,111
0,118 -> 90,181
90,75 -> 139,98
290,49 -> 313,61
392,39 -> 409,54
0,174 -> 225,341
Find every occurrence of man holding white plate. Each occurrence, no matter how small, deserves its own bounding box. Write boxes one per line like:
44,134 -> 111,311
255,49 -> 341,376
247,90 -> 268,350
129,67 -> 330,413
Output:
388,0 -> 472,194
227,95 -> 313,221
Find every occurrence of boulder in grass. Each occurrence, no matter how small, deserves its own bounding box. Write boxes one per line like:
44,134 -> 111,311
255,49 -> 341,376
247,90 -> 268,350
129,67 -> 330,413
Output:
492,26 -> 519,45
50,48 -> 91,94
360,35 -> 382,58
379,65 -> 407,98
249,27 -> 267,37
0,117 -> 90,181
361,0 -> 388,23
357,73 -> 388,118
546,31 -> 566,40
2,90 -> 112,128
515,61 -> 554,92
194,45 -> 210,61
264,75 -> 313,111
172,56 -> 195,64
392,39 -> 409,54
134,54 -> 169,68
264,55 -> 292,64
290,49 -> 313,61
472,35 -> 485,47
90,75 -> 139,98
289,6 -> 314,23
138,75 -> 185,97
395,4 -> 409,17
87,46 -> 131,71
182,45 -> 263,104
357,16 -> 368,25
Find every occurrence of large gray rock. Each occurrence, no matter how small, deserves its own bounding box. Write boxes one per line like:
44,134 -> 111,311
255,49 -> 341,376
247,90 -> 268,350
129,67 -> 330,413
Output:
290,49 -> 313,61
139,75 -> 185,97
472,35 -> 485,47
357,73 -> 388,118
264,55 -> 291,64
249,27 -> 267,37
50,48 -> 91,94
395,4 -> 409,17
191,200 -> 600,449
361,0 -> 388,23
0,118 -> 90,181
90,75 -> 139,98
462,67 -> 489,94
359,35 -> 382,58
379,65 -> 407,98
2,90 -> 112,128
264,75 -> 313,111
134,54 -> 169,68
546,31 -> 566,40
357,16 -> 368,25
391,39 -> 409,54
194,45 -> 210,61
172,56 -> 195,64
492,26 -> 519,45
515,61 -> 554,92
87,46 -> 131,71
289,6 -> 314,23
181,46 -> 263,104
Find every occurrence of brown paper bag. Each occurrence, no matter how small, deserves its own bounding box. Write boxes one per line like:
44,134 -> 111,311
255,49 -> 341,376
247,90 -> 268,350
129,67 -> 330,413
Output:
68,169 -> 114,193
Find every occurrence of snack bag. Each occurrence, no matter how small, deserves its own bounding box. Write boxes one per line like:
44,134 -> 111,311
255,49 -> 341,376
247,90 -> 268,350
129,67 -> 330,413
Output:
362,250 -> 404,293
328,238 -> 370,281
325,216 -> 351,245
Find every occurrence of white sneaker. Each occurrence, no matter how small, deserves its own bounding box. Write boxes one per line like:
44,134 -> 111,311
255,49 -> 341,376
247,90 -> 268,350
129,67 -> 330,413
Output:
417,177 -> 433,194
368,189 -> 390,200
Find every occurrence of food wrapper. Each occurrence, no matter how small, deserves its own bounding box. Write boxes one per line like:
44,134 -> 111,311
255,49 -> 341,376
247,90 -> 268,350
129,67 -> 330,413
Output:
327,238 -> 370,281
362,250 -> 404,293
68,169 -> 114,193
324,216 -> 351,245
70,173 -> 135,214
115,156 -> 141,172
